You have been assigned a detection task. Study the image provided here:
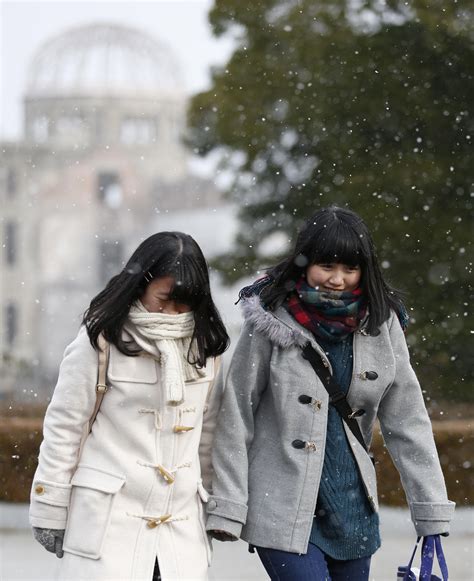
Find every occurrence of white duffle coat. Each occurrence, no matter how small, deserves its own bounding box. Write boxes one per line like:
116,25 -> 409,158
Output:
29,326 -> 220,581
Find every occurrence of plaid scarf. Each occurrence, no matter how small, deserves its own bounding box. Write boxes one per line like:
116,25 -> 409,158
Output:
286,278 -> 367,343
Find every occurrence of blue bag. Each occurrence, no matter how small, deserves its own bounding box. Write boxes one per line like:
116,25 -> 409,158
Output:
397,536 -> 449,580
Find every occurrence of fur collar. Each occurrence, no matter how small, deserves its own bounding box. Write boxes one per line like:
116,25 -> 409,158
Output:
240,295 -> 310,349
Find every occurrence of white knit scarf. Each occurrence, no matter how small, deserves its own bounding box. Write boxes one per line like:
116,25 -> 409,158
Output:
124,301 -> 205,404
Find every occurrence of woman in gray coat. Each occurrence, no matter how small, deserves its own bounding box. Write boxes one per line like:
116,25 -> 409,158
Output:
206,207 -> 454,580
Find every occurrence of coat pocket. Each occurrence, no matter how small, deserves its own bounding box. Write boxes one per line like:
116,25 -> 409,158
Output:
196,479 -> 213,566
63,465 -> 125,560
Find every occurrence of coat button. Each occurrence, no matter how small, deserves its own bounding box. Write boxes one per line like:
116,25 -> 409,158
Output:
34,484 -> 45,495
298,395 -> 312,404
292,439 -> 306,449
147,520 -> 159,529
173,425 -> 194,433
207,499 -> 217,511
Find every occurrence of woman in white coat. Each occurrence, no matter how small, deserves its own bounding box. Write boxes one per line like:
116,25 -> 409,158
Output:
30,232 -> 229,581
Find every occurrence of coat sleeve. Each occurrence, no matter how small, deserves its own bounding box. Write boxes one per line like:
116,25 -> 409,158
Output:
29,326 -> 99,529
377,313 -> 455,536
205,320 -> 272,538
198,357 -> 224,494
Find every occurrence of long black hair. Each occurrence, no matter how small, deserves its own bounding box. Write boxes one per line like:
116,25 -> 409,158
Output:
260,206 -> 405,335
83,232 -> 229,366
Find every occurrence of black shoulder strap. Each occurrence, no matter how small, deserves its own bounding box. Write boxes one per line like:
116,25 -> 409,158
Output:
301,342 -> 368,453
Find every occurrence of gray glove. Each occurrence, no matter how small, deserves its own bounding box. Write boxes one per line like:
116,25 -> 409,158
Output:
33,527 -> 65,558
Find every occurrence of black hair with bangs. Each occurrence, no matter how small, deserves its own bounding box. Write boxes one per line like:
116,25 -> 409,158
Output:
260,206 -> 405,335
83,231 -> 229,366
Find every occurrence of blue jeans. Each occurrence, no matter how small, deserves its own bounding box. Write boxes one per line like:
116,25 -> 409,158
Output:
256,544 -> 371,581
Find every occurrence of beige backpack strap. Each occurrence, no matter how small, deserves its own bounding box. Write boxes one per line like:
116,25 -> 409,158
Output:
88,334 -> 110,433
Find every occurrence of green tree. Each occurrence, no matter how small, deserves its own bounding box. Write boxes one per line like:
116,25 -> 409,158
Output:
187,0 -> 473,400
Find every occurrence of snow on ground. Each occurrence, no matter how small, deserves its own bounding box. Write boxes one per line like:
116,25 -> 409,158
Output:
1,504 -> 473,580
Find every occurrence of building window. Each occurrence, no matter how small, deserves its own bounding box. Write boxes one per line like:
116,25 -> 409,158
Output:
95,112 -> 103,143
170,114 -> 183,141
99,240 -> 123,284
5,303 -> 18,347
7,168 -> 17,197
56,115 -> 88,145
120,117 -> 157,145
4,221 -> 17,265
32,116 -> 49,143
97,172 -> 122,208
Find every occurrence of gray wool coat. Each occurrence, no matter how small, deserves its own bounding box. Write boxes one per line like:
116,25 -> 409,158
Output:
205,295 -> 455,554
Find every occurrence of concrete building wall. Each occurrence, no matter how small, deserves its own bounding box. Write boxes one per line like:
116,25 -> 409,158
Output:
0,23 -> 240,401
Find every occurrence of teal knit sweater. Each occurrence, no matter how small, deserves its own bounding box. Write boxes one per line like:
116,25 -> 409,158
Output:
309,335 -> 381,560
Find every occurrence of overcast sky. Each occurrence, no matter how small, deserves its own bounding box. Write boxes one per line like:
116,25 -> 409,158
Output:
0,0 -> 234,140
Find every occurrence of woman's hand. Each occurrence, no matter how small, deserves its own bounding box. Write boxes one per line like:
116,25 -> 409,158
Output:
208,529 -> 238,542
32,527 -> 65,558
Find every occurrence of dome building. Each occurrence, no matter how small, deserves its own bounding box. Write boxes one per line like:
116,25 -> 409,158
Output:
0,23 -> 234,397
24,24 -> 185,165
